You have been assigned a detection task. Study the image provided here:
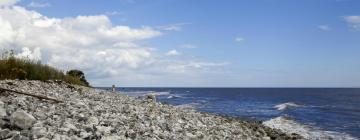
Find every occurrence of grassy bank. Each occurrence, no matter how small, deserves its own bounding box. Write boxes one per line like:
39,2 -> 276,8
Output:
0,50 -> 89,86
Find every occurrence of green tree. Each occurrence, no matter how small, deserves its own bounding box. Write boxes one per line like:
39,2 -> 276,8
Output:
66,69 -> 90,87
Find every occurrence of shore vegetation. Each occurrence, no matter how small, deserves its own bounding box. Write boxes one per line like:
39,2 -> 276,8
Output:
0,50 -> 90,86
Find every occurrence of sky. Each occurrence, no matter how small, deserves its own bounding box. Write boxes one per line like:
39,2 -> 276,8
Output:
0,0 -> 359,87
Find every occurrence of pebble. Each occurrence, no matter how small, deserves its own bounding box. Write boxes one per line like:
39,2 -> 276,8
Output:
10,110 -> 36,130
0,80 -> 302,139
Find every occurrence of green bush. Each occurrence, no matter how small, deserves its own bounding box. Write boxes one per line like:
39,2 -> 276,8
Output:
0,50 -> 90,86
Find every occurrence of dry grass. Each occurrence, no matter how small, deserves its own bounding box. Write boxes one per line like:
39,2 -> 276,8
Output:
0,50 -> 89,86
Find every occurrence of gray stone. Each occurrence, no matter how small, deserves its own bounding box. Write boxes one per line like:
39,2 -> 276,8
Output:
10,110 -> 36,130
10,133 -> 30,140
31,127 -> 47,138
0,129 -> 11,139
0,101 -> 6,117
87,116 -> 99,125
145,95 -> 156,102
96,126 -> 112,135
79,131 -> 92,139
63,122 -> 77,131
53,134 -> 70,140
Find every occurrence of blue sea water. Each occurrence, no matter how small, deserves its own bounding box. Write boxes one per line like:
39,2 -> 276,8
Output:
100,87 -> 360,139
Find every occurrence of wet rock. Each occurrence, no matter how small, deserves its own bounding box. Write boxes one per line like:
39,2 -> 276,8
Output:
10,110 -> 36,130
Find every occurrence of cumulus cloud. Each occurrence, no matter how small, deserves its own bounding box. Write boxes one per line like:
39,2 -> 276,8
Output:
166,49 -> 181,56
318,25 -> 331,31
15,47 -> 41,60
0,6 -> 226,86
27,1 -> 50,8
0,0 -> 19,6
344,16 -> 360,30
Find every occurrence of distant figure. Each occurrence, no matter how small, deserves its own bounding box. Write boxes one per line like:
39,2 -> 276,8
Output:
112,85 -> 116,92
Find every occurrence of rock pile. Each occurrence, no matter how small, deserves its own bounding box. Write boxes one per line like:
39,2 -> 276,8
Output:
0,80 -> 303,140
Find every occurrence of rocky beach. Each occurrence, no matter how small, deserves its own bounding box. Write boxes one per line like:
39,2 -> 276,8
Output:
0,80 -> 302,140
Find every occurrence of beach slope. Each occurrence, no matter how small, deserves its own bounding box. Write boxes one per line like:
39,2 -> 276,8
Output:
0,80 -> 302,139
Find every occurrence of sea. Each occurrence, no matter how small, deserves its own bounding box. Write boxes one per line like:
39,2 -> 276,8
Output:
99,87 -> 360,139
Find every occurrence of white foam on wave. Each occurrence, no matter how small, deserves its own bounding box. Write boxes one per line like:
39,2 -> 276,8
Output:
167,95 -> 182,99
275,102 -> 301,111
145,91 -> 170,96
263,116 -> 358,140
175,103 -> 201,110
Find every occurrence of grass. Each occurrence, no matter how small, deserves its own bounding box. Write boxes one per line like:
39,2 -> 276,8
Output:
0,50 -> 90,86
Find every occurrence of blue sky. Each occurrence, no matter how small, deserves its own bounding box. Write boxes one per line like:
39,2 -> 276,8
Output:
1,0 -> 360,87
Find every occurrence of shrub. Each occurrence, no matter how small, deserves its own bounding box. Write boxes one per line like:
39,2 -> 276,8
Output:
0,50 -> 90,86
66,69 -> 90,87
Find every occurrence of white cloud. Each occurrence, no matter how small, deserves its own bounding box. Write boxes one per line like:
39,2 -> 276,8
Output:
27,1 -> 50,8
235,37 -> 245,42
0,6 -> 226,86
166,49 -> 181,56
157,22 -> 191,31
0,0 -> 19,6
180,44 -> 197,49
15,47 -> 41,60
344,16 -> 360,30
164,61 -> 228,74
318,25 -> 331,31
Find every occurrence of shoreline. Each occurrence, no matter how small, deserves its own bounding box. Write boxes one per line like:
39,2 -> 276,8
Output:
0,80 -> 302,139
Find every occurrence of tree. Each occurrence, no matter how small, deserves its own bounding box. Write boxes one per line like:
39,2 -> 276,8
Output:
66,69 -> 90,87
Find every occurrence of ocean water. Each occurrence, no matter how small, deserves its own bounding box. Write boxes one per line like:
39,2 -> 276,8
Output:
100,87 -> 360,139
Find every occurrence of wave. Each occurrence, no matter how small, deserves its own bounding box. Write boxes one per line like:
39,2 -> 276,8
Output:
263,116 -> 358,140
175,103 -> 201,110
167,95 -> 182,99
275,102 -> 301,111
145,91 -> 170,96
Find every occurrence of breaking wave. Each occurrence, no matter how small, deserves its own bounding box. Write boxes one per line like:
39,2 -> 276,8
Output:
275,102 -> 301,111
167,95 -> 183,99
145,91 -> 170,96
175,103 -> 201,110
263,116 -> 358,140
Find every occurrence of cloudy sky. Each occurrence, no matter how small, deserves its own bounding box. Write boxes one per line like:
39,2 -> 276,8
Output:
0,0 -> 359,87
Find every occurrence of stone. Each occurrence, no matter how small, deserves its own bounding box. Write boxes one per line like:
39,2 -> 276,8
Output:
31,127 -> 47,138
101,135 -> 122,140
10,133 -> 30,140
0,119 -> 8,128
145,95 -> 156,103
79,131 -> 92,139
63,122 -> 77,131
10,110 -> 36,130
36,138 -> 50,140
0,101 -> 7,117
0,129 -> 11,139
53,134 -> 70,140
96,126 -> 112,135
88,116 -> 99,125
